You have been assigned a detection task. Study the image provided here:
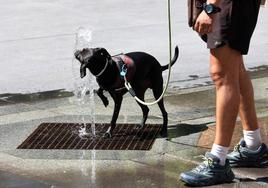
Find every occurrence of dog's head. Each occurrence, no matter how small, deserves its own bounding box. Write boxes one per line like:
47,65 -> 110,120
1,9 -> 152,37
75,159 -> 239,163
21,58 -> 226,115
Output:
74,47 -> 111,78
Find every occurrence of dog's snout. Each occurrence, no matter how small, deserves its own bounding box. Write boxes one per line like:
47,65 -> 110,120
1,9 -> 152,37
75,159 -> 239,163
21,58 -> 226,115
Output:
74,50 -> 82,60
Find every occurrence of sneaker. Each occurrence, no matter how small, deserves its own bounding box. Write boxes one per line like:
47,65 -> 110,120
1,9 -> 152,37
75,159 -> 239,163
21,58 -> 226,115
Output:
227,139 -> 268,167
180,152 -> 235,186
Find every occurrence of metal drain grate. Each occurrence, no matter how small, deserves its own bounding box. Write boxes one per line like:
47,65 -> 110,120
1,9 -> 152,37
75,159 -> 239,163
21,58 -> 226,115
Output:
17,123 -> 162,150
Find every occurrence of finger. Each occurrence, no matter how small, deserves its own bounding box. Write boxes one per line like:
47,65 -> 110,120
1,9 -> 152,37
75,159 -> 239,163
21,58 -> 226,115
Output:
207,25 -> 213,33
201,24 -> 211,34
198,22 -> 204,34
199,24 -> 206,35
194,21 -> 199,32
202,26 -> 208,34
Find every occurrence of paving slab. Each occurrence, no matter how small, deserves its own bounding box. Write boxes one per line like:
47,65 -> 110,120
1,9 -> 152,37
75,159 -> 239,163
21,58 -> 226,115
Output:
0,170 -> 51,188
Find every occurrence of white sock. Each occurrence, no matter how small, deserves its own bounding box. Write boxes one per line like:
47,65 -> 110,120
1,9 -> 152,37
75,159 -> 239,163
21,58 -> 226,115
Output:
210,143 -> 229,166
243,128 -> 262,150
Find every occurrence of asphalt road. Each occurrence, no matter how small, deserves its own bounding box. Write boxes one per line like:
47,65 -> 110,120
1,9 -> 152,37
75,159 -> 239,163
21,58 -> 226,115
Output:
0,0 -> 268,94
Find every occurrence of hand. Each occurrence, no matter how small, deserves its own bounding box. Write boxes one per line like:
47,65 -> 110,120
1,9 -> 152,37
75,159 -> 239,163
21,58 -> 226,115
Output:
194,11 -> 214,35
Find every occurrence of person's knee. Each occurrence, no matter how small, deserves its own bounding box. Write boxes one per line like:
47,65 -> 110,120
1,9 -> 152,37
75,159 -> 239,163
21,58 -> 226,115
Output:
210,70 -> 226,88
209,46 -> 241,89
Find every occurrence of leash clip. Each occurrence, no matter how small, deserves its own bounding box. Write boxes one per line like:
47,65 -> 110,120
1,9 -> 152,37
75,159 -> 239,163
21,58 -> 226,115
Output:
120,64 -> 127,77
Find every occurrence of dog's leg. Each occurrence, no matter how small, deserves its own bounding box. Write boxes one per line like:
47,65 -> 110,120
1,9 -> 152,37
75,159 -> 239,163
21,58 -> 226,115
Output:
96,88 -> 109,107
104,92 -> 123,138
157,99 -> 168,137
152,87 -> 168,138
135,90 -> 149,128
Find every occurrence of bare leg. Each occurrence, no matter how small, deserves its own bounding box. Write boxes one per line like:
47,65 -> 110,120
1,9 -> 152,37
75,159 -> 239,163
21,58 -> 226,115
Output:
238,58 -> 259,131
210,45 -> 241,147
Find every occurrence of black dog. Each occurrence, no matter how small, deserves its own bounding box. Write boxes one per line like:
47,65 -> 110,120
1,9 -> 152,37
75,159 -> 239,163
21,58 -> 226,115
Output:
74,46 -> 179,138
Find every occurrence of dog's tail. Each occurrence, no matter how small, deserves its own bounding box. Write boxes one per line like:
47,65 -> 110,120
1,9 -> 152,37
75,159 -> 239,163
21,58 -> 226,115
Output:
161,46 -> 179,72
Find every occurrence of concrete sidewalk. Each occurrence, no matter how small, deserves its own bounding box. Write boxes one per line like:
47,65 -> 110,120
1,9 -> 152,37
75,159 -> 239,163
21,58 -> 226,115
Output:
0,69 -> 268,188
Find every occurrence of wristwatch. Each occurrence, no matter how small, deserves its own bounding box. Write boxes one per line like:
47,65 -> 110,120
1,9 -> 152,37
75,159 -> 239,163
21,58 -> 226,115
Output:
203,3 -> 221,14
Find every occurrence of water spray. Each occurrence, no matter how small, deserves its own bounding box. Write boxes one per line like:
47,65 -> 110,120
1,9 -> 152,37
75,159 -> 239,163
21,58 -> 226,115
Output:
72,27 -> 96,138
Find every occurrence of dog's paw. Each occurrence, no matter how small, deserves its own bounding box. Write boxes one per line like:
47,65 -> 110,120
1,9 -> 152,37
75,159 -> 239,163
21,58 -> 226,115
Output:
160,129 -> 168,138
136,119 -> 146,129
103,132 -> 112,138
102,98 -> 109,107
135,124 -> 144,129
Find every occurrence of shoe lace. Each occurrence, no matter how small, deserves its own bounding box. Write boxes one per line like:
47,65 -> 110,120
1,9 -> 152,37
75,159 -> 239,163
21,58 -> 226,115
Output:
192,155 -> 213,173
234,143 -> 241,152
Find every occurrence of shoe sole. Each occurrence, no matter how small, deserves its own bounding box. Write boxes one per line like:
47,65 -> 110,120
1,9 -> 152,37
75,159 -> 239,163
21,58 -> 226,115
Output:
229,159 -> 268,168
180,173 -> 235,187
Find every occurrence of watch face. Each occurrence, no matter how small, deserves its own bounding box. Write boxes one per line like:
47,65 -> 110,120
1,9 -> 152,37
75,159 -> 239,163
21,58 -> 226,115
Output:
205,4 -> 214,14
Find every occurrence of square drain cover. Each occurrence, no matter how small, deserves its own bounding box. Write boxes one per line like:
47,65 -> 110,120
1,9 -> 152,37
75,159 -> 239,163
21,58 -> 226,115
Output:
17,123 -> 162,150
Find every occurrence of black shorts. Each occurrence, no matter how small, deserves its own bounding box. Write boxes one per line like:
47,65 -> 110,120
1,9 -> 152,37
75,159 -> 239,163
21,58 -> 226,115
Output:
204,0 -> 261,55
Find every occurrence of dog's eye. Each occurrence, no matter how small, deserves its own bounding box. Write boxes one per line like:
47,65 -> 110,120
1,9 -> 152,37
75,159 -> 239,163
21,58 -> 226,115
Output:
100,52 -> 103,56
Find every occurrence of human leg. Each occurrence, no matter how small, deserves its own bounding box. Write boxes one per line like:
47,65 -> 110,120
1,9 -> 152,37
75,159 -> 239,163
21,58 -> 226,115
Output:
238,59 -> 262,149
226,58 -> 268,167
210,45 -> 241,148
180,45 -> 239,186
238,58 -> 259,131
180,0 -> 263,185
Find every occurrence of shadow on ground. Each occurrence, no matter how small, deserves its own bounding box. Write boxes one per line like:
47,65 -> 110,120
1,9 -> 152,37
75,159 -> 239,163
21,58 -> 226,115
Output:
0,89 -> 73,105
166,123 -> 212,139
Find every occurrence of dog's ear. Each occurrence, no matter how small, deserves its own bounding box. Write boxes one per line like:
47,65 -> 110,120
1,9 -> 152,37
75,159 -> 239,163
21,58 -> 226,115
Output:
98,48 -> 111,59
80,65 -> 87,78
77,49 -> 88,78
